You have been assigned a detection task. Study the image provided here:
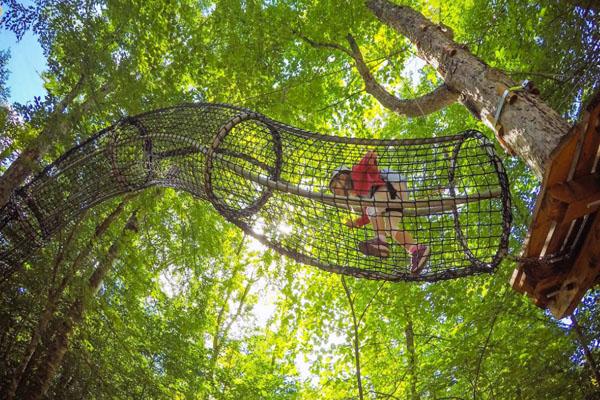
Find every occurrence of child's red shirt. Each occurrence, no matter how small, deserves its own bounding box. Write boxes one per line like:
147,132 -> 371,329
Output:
351,152 -> 385,227
351,152 -> 385,197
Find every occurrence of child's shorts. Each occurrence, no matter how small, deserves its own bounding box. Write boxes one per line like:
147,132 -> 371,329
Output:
380,168 -> 406,185
366,169 -> 408,234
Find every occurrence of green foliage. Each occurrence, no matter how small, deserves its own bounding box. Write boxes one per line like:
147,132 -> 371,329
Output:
0,0 -> 599,399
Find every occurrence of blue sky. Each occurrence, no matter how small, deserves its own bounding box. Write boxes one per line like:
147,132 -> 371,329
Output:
1,5 -> 47,104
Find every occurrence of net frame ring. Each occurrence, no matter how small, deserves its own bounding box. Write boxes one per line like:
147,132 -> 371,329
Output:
106,116 -> 154,191
204,112 -> 283,219
447,130 -> 511,272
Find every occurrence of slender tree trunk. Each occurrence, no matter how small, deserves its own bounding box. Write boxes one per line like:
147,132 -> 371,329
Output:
404,315 -> 420,400
1,219 -> 83,400
3,290 -> 62,400
2,199 -> 130,400
366,0 -> 570,178
341,276 -> 364,400
210,236 -> 247,379
570,314 -> 600,384
472,312 -> 499,399
0,76 -> 85,208
18,212 -> 138,400
212,277 -> 254,370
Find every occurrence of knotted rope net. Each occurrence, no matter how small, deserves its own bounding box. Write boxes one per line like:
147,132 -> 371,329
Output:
0,103 -> 511,282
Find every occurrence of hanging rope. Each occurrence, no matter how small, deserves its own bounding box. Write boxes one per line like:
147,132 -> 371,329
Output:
0,103 -> 511,282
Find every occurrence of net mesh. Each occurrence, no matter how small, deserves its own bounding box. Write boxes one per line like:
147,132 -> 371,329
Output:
0,103 -> 511,282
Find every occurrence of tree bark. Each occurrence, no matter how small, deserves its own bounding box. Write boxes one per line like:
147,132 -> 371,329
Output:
366,0 -> 571,178
18,212 -> 138,400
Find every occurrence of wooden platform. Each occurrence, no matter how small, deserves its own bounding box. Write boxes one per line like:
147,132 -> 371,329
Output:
511,94 -> 600,319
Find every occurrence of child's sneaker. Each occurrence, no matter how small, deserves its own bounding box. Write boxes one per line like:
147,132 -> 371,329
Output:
410,245 -> 430,274
358,238 -> 390,258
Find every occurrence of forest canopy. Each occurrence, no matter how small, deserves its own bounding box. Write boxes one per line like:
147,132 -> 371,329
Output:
0,0 -> 599,399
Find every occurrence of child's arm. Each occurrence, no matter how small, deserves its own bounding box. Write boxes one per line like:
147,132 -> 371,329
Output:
345,209 -> 370,228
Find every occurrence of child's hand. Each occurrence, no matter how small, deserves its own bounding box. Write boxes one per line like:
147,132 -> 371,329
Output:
345,219 -> 356,228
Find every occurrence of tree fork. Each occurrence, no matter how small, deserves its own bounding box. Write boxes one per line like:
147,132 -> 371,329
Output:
365,0 -> 571,178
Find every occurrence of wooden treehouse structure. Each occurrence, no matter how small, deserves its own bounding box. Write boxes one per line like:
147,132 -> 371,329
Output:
511,94 -> 600,318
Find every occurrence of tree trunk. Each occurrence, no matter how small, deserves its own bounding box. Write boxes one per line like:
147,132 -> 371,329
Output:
18,212 -> 138,400
404,315 -> 420,400
341,276 -> 364,400
366,0 -> 570,178
2,197 -> 131,399
211,276 -> 254,377
3,290 -> 61,400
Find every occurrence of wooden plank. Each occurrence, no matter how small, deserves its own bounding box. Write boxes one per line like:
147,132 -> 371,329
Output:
512,92 -> 600,318
559,187 -> 600,224
534,273 -> 567,299
526,195 -> 567,257
518,106 -> 598,266
510,268 -> 531,294
547,212 -> 600,319
539,174 -> 600,255
574,104 -> 600,177
523,127 -> 584,258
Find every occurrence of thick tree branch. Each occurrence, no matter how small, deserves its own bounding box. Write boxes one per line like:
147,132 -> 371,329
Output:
298,31 -> 458,117
345,33 -> 458,117
365,0 -> 571,178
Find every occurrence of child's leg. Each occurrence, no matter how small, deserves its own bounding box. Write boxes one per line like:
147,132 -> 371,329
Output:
360,207 -> 390,257
391,181 -> 429,273
385,182 -> 418,253
367,209 -> 387,241
392,230 -> 417,252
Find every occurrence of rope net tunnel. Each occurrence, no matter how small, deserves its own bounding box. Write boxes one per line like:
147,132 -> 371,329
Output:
0,103 -> 511,282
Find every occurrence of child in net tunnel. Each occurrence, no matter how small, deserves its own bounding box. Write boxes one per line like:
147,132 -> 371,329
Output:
329,150 -> 430,274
